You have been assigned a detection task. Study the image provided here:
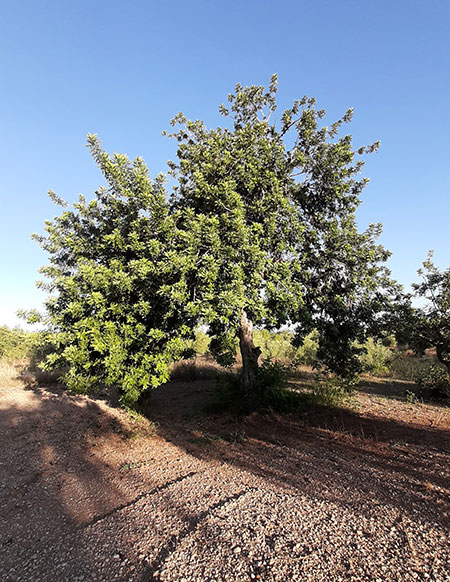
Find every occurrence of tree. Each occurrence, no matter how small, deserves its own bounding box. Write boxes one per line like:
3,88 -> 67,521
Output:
26,76 -> 394,404
168,75 -> 392,397
23,138 -> 211,405
410,252 -> 450,378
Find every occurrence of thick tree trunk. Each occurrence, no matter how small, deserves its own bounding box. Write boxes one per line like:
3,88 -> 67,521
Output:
239,308 -> 261,398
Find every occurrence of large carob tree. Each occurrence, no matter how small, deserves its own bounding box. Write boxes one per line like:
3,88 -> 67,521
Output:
26,76 -> 393,403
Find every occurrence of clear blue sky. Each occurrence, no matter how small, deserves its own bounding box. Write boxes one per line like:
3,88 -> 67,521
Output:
1,0 -> 449,327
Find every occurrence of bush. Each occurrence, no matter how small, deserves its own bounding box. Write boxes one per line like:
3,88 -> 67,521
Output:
294,330 -> 319,366
253,330 -> 295,363
414,364 -> 450,399
256,360 -> 288,392
309,372 -> 357,406
207,362 -> 297,413
359,337 -> 393,376
261,386 -> 309,412
0,326 -> 39,361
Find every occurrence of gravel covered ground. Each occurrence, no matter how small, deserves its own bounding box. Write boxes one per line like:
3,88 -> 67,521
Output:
1,377 -> 449,581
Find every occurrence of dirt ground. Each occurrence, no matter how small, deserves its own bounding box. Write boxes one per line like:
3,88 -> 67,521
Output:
1,373 -> 449,581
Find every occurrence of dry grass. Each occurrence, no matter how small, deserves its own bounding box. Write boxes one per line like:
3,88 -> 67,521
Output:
0,358 -> 26,386
169,355 -> 237,381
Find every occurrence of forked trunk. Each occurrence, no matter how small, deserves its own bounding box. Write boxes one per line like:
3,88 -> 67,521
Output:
239,308 -> 261,398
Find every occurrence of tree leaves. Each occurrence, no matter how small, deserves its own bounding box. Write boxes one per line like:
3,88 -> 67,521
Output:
29,77 -> 394,401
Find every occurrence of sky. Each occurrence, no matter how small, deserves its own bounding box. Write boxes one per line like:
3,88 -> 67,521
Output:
1,0 -> 449,328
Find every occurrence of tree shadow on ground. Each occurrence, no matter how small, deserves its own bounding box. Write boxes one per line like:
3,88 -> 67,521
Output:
2,372 -> 449,581
0,383 -> 159,581
146,379 -> 450,531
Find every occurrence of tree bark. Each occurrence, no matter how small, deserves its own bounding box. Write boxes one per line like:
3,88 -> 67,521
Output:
239,308 -> 261,398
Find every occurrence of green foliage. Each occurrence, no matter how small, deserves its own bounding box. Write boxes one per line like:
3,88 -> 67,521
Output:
169,75 -> 393,388
0,326 -> 40,361
253,329 -> 319,367
381,334 -> 397,348
182,329 -> 211,356
261,386 -> 310,412
253,329 -> 295,362
208,363 -> 307,413
206,371 -> 245,414
294,330 -> 319,366
404,390 -> 419,405
309,372 -> 356,406
27,76 -> 394,403
358,337 -> 394,376
23,136 -> 205,405
409,253 -> 450,379
256,360 -> 288,392
414,364 -> 450,399
192,330 -> 211,355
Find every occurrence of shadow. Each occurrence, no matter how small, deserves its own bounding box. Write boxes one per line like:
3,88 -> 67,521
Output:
356,374 -> 449,404
0,382 -> 158,581
146,379 -> 450,530
2,375 -> 449,581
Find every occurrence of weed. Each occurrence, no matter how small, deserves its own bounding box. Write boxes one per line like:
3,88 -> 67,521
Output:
119,459 -> 154,471
389,352 -> 431,381
261,386 -> 309,412
257,360 -> 288,392
359,338 -> 393,376
189,430 -> 221,445
308,373 -> 355,406
226,429 -> 246,444
404,390 -> 419,404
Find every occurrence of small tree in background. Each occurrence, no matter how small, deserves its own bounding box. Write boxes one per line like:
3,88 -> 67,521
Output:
411,253 -> 450,381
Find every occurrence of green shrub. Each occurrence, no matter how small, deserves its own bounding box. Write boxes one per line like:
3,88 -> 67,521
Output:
294,330 -> 319,366
207,362 -> 298,413
256,360 -> 288,392
253,329 -> 295,363
0,326 -> 40,361
309,372 -> 357,406
414,364 -> 450,399
261,386 -> 309,412
359,337 -> 393,376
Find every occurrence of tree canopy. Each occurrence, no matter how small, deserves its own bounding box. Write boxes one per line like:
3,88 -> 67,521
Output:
26,75 -> 395,404
410,253 -> 450,376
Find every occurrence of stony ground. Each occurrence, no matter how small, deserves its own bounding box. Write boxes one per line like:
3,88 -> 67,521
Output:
1,374 -> 449,581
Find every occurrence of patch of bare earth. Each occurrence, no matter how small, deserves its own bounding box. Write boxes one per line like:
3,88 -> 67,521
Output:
1,375 -> 449,581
